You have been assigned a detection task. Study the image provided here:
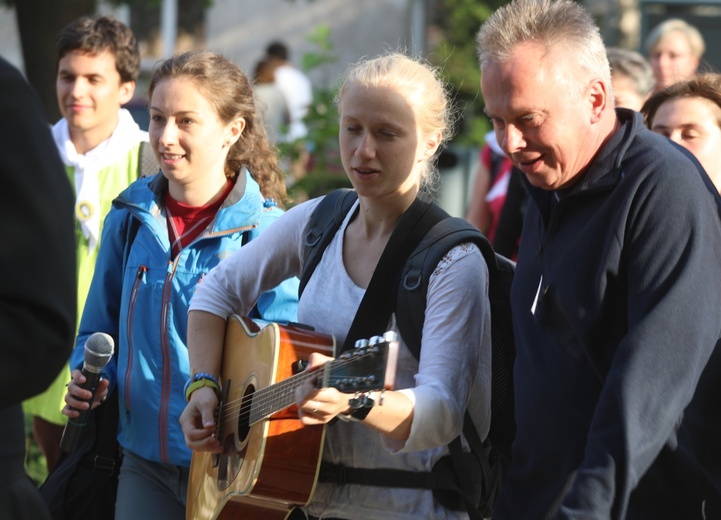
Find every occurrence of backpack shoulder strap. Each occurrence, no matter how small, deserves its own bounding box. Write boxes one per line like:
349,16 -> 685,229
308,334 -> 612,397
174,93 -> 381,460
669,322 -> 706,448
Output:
122,213 -> 141,269
396,216 -> 490,360
299,188 -> 358,297
340,197 -> 448,353
137,141 -> 158,178
396,216 -> 516,441
396,217 -> 515,517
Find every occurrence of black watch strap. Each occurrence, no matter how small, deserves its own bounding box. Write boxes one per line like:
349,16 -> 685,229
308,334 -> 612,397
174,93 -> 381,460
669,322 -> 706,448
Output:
349,405 -> 373,421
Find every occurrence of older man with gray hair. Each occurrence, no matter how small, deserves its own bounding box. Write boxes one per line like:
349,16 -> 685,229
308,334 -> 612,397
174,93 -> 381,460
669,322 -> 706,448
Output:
478,0 -> 721,518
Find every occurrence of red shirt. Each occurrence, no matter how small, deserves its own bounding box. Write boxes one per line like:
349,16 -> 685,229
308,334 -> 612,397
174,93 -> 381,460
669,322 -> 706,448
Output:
165,180 -> 234,258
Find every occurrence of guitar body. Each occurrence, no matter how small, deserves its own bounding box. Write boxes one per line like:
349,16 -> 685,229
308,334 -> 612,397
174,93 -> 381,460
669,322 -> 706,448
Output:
187,315 -> 335,520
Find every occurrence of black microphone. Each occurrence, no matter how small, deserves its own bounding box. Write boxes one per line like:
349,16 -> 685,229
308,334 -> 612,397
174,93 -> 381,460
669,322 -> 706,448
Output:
60,332 -> 115,453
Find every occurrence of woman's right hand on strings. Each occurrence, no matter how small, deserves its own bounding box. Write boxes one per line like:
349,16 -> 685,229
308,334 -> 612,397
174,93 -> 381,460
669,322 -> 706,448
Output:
180,386 -> 223,453
62,368 -> 110,418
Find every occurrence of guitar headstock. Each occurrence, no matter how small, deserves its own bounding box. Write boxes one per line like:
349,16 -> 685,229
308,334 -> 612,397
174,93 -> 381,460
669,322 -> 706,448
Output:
319,331 -> 399,393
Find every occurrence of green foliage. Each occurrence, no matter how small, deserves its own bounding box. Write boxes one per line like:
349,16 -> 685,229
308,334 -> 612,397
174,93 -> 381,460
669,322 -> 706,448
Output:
281,25 -> 351,203
25,415 -> 48,486
430,0 -> 502,145
301,25 -> 334,69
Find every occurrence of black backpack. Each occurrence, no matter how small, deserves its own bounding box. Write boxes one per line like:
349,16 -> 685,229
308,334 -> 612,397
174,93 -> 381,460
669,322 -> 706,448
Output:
300,189 -> 516,519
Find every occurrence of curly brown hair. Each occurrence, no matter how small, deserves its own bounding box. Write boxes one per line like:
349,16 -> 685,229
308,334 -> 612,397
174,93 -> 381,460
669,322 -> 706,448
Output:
148,50 -> 287,206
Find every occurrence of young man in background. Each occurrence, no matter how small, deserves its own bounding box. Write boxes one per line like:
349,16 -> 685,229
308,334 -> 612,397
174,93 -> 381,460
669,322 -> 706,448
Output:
23,15 -> 151,474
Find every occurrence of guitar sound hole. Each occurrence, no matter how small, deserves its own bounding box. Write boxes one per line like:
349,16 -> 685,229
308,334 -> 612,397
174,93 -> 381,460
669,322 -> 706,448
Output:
216,383 -> 255,491
238,385 -> 254,442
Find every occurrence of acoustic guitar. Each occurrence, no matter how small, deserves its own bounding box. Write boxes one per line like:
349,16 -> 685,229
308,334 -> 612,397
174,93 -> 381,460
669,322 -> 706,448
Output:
186,314 -> 399,520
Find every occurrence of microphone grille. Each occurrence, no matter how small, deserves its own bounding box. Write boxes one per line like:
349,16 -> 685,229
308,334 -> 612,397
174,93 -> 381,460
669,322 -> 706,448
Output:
84,332 -> 115,369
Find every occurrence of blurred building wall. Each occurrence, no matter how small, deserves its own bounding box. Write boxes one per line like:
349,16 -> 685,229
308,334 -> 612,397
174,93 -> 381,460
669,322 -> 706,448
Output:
205,0 -> 413,89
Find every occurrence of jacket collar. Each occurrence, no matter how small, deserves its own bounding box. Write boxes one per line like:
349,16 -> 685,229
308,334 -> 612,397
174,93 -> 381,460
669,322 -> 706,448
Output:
114,168 -> 265,233
564,108 -> 641,196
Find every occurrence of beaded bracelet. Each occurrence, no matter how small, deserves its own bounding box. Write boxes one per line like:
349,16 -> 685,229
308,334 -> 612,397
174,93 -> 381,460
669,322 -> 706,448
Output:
184,372 -> 221,402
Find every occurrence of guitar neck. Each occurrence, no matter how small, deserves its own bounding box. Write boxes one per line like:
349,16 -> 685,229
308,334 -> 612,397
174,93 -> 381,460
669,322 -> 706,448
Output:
247,339 -> 398,425
249,369 -> 317,424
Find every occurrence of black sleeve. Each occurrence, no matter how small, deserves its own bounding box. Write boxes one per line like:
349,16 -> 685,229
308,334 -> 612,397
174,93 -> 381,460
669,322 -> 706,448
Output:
0,57 -> 77,408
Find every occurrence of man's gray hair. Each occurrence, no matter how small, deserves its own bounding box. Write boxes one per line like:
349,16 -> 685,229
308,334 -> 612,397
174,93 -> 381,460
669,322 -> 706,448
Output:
476,0 -> 611,97
606,47 -> 654,97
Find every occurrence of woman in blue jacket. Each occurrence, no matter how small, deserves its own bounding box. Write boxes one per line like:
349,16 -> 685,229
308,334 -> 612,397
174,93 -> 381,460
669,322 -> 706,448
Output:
62,50 -> 299,520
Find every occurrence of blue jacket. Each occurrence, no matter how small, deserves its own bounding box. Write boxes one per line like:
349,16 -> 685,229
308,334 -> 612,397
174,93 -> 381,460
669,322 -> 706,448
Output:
72,170 -> 299,466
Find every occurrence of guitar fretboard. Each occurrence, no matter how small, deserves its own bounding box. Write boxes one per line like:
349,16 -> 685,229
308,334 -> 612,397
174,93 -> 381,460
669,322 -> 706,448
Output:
245,345 -> 390,424
249,368 -> 321,424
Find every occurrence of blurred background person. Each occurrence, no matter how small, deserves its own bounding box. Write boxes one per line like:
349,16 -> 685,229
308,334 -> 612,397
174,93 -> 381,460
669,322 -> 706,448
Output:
23,14 -> 148,476
265,40 -> 314,184
465,130 -> 512,237
465,130 -> 526,260
642,73 -> 721,194
265,40 -> 312,142
607,47 -> 654,111
0,56 -> 76,520
645,18 -> 705,92
252,57 -> 290,146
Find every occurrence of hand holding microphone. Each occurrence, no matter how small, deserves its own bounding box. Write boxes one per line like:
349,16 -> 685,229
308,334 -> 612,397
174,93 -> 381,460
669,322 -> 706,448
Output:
60,332 -> 115,453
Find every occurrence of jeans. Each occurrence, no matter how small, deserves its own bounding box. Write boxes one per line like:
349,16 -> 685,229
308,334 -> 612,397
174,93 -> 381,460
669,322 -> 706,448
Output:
115,449 -> 189,520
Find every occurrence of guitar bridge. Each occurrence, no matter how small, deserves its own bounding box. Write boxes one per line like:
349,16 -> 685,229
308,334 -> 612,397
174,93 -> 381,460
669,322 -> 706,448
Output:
211,382 -> 229,469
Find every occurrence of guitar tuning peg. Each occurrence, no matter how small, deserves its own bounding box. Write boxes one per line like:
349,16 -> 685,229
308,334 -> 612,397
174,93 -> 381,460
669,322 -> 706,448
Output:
354,338 -> 369,349
368,336 -> 383,346
382,331 -> 398,343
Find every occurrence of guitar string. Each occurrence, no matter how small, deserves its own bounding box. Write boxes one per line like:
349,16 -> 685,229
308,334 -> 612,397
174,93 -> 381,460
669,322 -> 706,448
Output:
218,356 -> 369,425
217,355 -> 381,427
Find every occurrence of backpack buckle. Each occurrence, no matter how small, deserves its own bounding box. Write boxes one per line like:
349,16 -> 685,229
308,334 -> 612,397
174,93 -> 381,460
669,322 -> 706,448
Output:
402,270 -> 422,291
304,229 -> 322,247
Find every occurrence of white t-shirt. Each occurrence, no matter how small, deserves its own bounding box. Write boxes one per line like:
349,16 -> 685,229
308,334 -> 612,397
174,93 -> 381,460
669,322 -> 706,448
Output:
274,64 -> 312,141
253,82 -> 290,144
